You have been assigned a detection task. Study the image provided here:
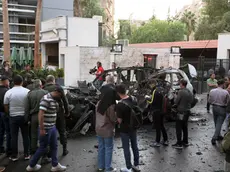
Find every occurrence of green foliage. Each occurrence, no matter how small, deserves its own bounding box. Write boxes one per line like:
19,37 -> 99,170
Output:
203,0 -> 230,22
102,36 -> 116,47
195,0 -> 230,40
181,10 -> 196,41
117,20 -> 132,40
80,0 -> 104,18
130,20 -> 185,43
13,67 -> 64,80
56,68 -> 64,78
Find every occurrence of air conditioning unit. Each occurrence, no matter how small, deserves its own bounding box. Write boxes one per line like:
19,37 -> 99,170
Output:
116,39 -> 129,46
93,15 -> 103,23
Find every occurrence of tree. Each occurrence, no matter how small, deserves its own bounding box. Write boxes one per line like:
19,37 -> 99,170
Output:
2,0 -> 10,61
130,20 -> 185,43
73,0 -> 82,17
203,0 -> 230,23
181,10 -> 196,41
34,0 -> 42,68
195,0 -> 230,40
73,0 -> 104,18
117,20 -> 132,39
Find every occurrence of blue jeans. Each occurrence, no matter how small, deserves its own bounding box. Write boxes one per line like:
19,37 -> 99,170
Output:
30,126 -> 58,167
120,131 -> 139,169
10,116 -> 29,157
212,105 -> 226,140
97,136 -> 114,171
0,113 -> 11,153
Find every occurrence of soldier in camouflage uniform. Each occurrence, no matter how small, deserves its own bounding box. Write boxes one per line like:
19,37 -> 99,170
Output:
43,75 -> 70,156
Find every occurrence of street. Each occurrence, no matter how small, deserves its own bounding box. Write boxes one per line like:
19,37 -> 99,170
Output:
0,94 -> 226,172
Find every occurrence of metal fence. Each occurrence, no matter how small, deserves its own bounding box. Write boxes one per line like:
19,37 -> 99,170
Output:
180,57 -> 230,94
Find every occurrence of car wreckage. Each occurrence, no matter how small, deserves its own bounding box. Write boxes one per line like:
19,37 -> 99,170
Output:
65,64 -> 198,135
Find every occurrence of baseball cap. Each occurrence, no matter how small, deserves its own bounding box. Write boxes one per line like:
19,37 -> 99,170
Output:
53,84 -> 63,93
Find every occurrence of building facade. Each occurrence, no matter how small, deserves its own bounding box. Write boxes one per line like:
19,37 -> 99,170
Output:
0,0 -> 73,58
100,0 -> 114,37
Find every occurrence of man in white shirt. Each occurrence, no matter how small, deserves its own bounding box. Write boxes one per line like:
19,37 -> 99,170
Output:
4,75 -> 30,161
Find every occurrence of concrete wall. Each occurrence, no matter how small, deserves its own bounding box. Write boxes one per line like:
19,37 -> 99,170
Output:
60,46 -> 81,86
217,33 -> 230,59
79,47 -> 179,83
68,18 -> 99,47
42,0 -> 73,21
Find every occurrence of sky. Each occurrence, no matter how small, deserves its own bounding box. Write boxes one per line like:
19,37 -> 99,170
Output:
115,0 -> 194,21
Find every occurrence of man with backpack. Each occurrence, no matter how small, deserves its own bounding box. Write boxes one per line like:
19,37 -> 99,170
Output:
115,84 -> 141,172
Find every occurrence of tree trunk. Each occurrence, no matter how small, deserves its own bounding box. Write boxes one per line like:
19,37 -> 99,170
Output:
34,0 -> 42,68
74,0 -> 82,17
2,0 -> 10,61
187,33 -> 190,41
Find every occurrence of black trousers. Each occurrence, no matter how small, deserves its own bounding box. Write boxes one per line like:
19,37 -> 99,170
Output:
56,112 -> 67,147
153,111 -> 168,143
176,116 -> 189,145
207,94 -> 210,111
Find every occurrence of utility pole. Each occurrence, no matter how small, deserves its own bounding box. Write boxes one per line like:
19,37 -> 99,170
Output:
34,0 -> 42,68
2,0 -> 10,61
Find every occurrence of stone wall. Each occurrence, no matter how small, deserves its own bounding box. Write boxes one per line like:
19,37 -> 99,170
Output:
79,46 -> 178,83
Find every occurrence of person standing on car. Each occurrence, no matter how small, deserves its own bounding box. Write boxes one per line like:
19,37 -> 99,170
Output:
24,79 -> 48,155
207,74 -> 218,113
95,62 -> 105,88
172,79 -> 193,149
116,84 -> 140,172
96,76 -> 117,172
209,79 -> 229,145
43,75 -> 69,156
0,76 -> 11,156
147,81 -> 168,147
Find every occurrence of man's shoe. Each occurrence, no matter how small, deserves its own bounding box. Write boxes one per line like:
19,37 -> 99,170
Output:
0,167 -> 5,172
182,142 -> 190,147
217,136 -> 224,141
97,169 -> 104,172
172,143 -> 183,149
9,156 -> 18,162
132,165 -> 140,172
211,139 -> 216,145
26,164 -> 41,171
162,140 -> 169,146
150,142 -> 161,147
62,145 -> 69,156
24,154 -> 31,160
51,163 -> 66,172
107,167 -> 117,171
120,168 -> 132,172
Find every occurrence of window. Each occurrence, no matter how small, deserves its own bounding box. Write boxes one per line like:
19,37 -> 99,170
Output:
144,55 -> 157,68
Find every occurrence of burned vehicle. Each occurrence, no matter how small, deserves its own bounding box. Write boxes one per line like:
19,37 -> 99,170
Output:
65,65 -> 198,135
65,81 -> 99,135
92,65 -> 198,121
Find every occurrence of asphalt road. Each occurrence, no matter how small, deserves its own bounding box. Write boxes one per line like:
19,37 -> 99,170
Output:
0,94 -> 226,172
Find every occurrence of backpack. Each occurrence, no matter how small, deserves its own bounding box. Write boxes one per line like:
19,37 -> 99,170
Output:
222,131 -> 230,152
120,97 -> 143,130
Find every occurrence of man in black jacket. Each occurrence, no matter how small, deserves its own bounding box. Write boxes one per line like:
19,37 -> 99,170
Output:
43,75 -> 69,156
147,82 -> 168,147
0,76 -> 11,155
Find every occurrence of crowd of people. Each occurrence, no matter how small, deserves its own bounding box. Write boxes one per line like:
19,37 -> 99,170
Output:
95,75 -> 193,172
206,73 -> 230,172
0,73 -> 70,172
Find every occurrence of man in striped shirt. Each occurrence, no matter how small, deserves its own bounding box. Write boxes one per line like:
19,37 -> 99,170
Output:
26,86 -> 67,172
